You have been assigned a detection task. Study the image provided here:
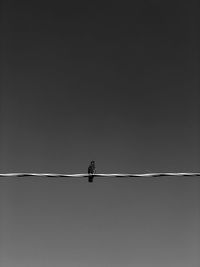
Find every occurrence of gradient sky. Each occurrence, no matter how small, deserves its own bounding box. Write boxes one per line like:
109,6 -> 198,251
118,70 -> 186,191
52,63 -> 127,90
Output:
0,0 -> 199,266
0,0 -> 199,173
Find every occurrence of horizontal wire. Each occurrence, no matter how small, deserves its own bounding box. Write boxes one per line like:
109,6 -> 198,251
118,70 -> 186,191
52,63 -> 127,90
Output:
0,173 -> 200,178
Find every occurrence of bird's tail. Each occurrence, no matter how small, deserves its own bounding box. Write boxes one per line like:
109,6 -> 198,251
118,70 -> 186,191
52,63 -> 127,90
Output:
88,175 -> 94,183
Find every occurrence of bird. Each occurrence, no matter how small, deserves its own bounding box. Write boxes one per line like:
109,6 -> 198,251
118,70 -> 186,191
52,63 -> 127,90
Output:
88,160 -> 96,183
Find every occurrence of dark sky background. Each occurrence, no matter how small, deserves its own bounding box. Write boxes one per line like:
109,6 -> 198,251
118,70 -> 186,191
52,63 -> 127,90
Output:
0,0 -> 199,266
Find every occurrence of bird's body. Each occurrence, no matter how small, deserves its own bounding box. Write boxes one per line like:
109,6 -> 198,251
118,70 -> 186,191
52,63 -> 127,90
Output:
88,161 -> 96,183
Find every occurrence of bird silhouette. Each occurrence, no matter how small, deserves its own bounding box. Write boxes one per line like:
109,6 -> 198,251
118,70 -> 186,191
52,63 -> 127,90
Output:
88,160 -> 96,183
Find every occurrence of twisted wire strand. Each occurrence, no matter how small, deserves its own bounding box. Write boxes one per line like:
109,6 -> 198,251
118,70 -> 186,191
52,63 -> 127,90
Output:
0,173 -> 200,178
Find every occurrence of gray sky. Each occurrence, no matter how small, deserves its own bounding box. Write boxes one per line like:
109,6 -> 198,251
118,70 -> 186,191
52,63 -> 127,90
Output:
0,0 -> 199,173
1,177 -> 200,267
0,0 -> 199,266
